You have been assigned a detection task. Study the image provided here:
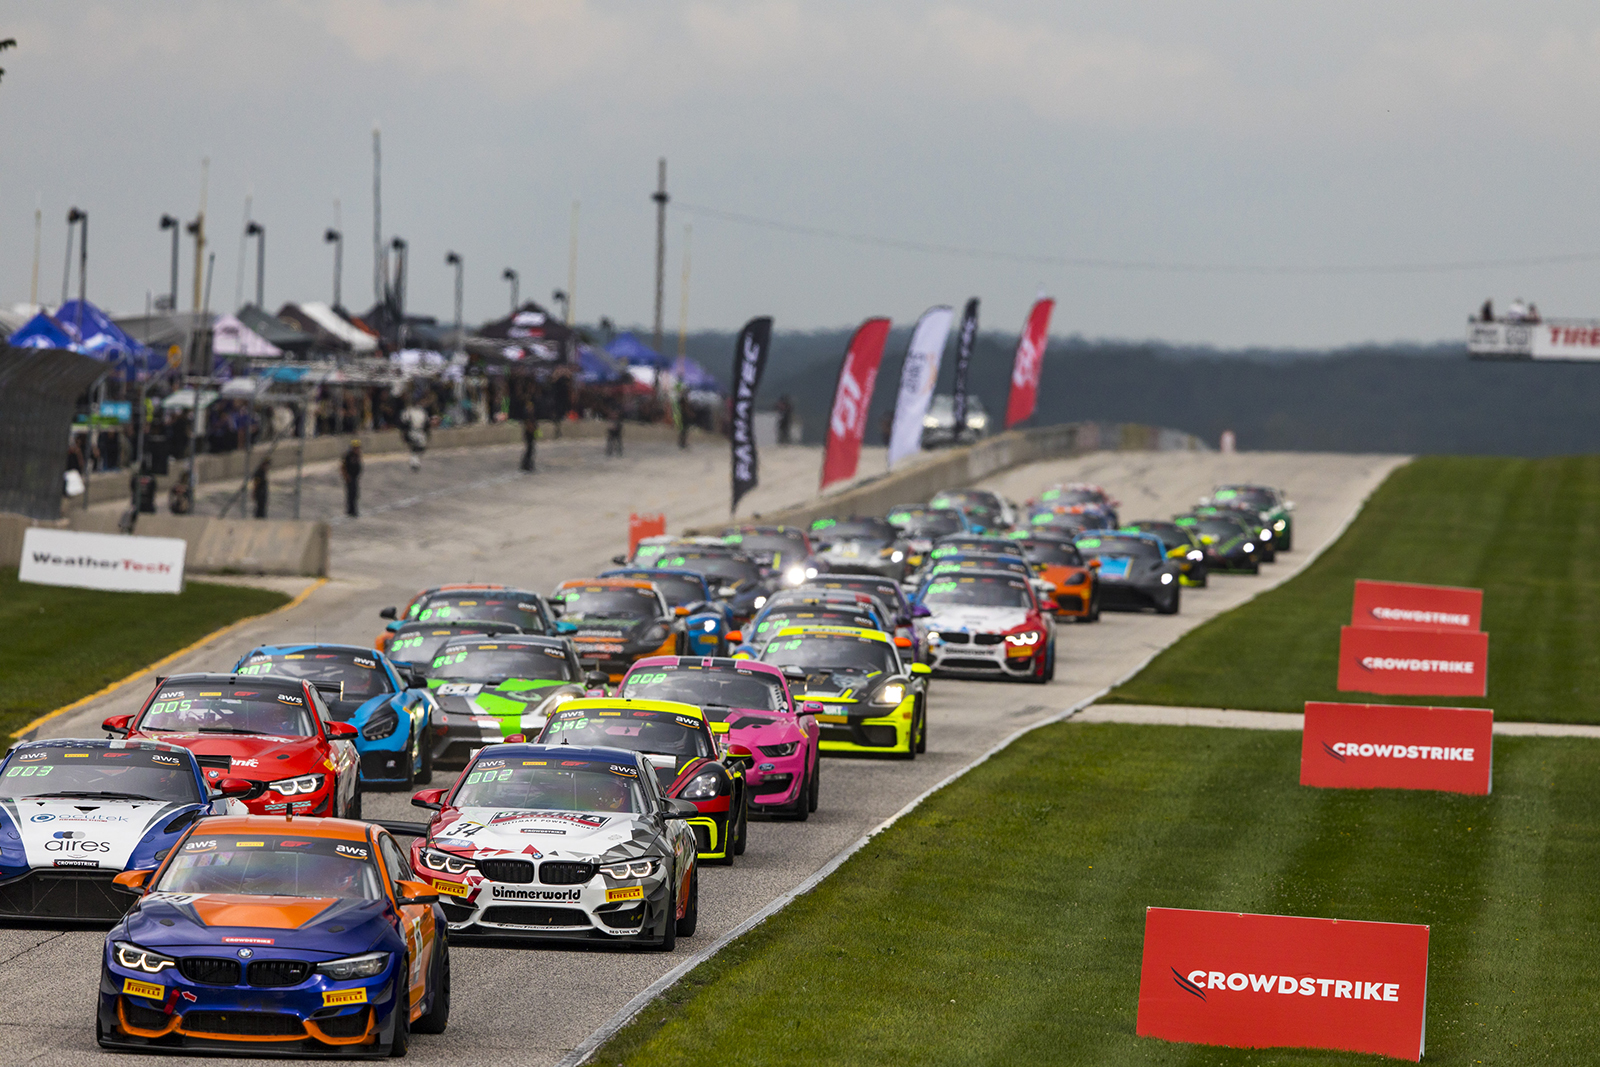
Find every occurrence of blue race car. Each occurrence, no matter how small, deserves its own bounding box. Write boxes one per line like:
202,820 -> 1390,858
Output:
233,644 -> 440,789
599,567 -> 733,657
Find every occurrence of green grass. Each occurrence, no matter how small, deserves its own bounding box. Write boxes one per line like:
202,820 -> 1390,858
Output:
0,568 -> 288,735
597,722 -> 1600,1066
1104,456 -> 1600,722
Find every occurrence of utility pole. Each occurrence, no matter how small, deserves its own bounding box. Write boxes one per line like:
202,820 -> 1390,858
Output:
566,201 -> 579,326
190,158 -> 209,312
326,227 -> 343,308
159,214 -> 180,310
372,127 -> 382,307
502,268 -> 518,314
677,223 -> 691,359
652,158 -> 668,352
67,207 -> 86,335
246,220 -> 265,309
390,237 -> 408,348
445,251 -> 463,350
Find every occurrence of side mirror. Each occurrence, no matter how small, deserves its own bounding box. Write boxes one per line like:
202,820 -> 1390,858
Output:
1031,579 -> 1057,596
379,606 -> 398,620
674,605 -> 691,617
910,662 -> 933,676
708,721 -> 731,735
912,604 -> 932,618
210,777 -> 254,799
555,621 -> 578,634
584,670 -> 610,689
800,701 -> 826,715
726,744 -> 755,768
726,630 -> 743,643
103,714 -> 133,738
611,554 -> 628,565
504,733 -> 527,744
112,869 -> 154,895
325,721 -> 358,740
412,787 -> 447,811
396,879 -> 441,905
893,635 -> 912,648
660,798 -> 698,819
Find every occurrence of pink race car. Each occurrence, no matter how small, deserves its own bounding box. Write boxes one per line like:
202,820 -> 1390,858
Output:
618,656 -> 821,819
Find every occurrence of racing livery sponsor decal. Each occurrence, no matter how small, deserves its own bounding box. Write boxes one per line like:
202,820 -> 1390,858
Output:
123,978 -> 166,1001
1351,580 -> 1482,632
221,936 -> 275,945
433,878 -> 471,898
1336,626 -> 1488,697
323,988 -> 369,1007
492,885 -> 581,902
1137,907 -> 1429,1061
1301,702 -> 1493,795
605,885 -> 644,903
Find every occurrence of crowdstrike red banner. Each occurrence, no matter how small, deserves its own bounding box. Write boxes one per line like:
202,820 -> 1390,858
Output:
1351,579 -> 1482,632
1337,626 -> 1488,697
1301,701 -> 1493,795
1137,907 -> 1429,1061
1003,297 -> 1053,429
820,317 -> 891,490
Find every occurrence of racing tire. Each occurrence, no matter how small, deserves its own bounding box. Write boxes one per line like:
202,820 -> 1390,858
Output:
731,791 -> 748,856
1042,642 -> 1056,683
781,765 -> 810,821
398,731 -> 418,792
898,707 -> 920,761
652,874 -> 678,952
346,786 -> 363,821
413,937 -> 450,1035
389,965 -> 411,1056
915,698 -> 928,753
416,730 -> 434,786
676,864 -> 699,938
807,751 -> 820,812
1157,587 -> 1180,615
1079,593 -> 1101,623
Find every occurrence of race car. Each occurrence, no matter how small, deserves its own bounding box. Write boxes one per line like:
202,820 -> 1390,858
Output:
408,743 -> 698,948
718,525 -> 820,587
926,488 -> 1020,532
1001,529 -> 1100,622
912,551 -> 1037,593
1074,532 -> 1183,614
1194,503 -> 1277,563
612,534 -> 725,568
97,815 -> 448,1055
1206,484 -> 1295,550
536,699 -> 751,864
375,583 -> 552,653
1174,512 -> 1263,573
799,573 -> 920,655
917,571 -> 1058,682
759,625 -> 931,756
0,739 -> 249,921
598,567 -> 733,657
425,634 -> 597,764
384,620 -> 527,678
231,644 -> 439,789
106,673 -> 363,820
885,505 -> 975,568
807,516 -> 912,580
731,598 -> 886,656
1121,520 -> 1210,587
1035,483 -> 1120,528
619,657 -> 820,819
651,548 -> 772,623
549,579 -> 677,681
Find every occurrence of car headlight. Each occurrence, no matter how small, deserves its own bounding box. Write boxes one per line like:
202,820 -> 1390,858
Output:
783,565 -> 806,586
701,619 -> 718,633
874,683 -> 906,705
600,858 -> 659,879
641,625 -> 668,645
1274,519 -> 1286,531
1160,573 -> 1174,585
890,550 -> 904,562
926,631 -> 943,644
1260,529 -> 1273,541
752,596 -> 767,609
1187,550 -> 1203,561
1005,631 -> 1041,646
114,941 -> 175,974
1243,542 -> 1255,553
361,704 -> 399,740
922,416 -> 939,428
681,772 -> 722,799
269,773 -> 325,796
967,415 -> 987,429
315,951 -> 390,981
758,742 -> 799,757
419,847 -> 476,875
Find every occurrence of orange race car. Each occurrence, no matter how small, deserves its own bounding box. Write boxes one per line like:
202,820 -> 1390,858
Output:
549,578 -> 678,681
1002,529 -> 1101,622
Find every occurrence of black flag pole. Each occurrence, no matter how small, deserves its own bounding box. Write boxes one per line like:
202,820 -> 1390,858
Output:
951,297 -> 979,439
730,316 -> 773,515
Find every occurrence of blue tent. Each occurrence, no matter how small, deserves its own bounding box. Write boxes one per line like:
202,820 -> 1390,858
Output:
10,301 -> 162,380
673,356 -> 720,391
576,343 -> 627,384
606,331 -> 671,369
6,311 -> 76,351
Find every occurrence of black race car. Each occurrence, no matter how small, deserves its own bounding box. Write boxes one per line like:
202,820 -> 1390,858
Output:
1174,513 -> 1262,573
1073,532 -> 1182,614
1122,520 -> 1210,587
808,516 -> 913,581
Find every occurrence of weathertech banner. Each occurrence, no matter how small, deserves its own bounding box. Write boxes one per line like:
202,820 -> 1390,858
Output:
729,316 -> 773,514
820,317 -> 891,490
886,305 -> 954,470
1004,297 -> 1054,429
1137,907 -> 1430,1061
950,297 -> 979,431
1337,626 -> 1488,697
1301,702 -> 1493,795
1351,579 -> 1482,632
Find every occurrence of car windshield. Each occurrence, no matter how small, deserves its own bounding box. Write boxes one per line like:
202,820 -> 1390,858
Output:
1215,487 -> 1276,509
138,684 -> 315,737
1007,538 -> 1084,566
408,593 -> 547,633
811,518 -> 897,543
621,667 -> 785,713
927,557 -> 1031,580
452,759 -> 643,812
802,578 -> 906,614
930,491 -> 998,512
1041,487 -> 1105,505
752,610 -> 876,639
557,587 -> 661,621
723,530 -> 807,560
1192,518 -> 1248,541
930,540 -> 1011,557
1030,511 -> 1089,531
0,747 -> 201,802
659,555 -> 762,587
761,633 -> 895,675
431,642 -> 576,684
389,625 -> 508,665
921,575 -> 1033,609
609,572 -> 703,606
888,509 -> 965,538
543,709 -> 714,758
236,650 -> 393,700
1077,535 -> 1163,561
156,834 -> 383,899
1128,523 -> 1190,547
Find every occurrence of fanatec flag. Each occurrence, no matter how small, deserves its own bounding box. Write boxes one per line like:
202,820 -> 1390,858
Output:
820,317 -> 892,490
887,305 -> 955,469
950,297 -> 979,432
729,316 -> 773,514
1004,297 -> 1055,429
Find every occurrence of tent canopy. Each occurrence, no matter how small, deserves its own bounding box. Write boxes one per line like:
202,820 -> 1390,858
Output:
607,331 -> 670,368
576,343 -> 627,383
211,314 -> 282,357
9,302 -> 162,380
478,301 -> 574,345
237,305 -> 314,354
293,301 -> 379,353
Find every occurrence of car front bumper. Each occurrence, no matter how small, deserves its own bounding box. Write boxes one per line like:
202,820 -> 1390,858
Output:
0,868 -> 131,921
427,870 -> 672,944
810,698 -> 914,754
924,634 -> 1043,678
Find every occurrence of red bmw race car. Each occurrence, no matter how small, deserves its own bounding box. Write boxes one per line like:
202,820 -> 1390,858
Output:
105,673 -> 363,819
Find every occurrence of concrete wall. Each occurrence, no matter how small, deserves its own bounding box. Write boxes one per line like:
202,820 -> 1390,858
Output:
1,511 -> 329,577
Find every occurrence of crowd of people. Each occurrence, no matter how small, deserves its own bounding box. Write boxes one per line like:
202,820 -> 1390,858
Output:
1478,297 -> 1542,324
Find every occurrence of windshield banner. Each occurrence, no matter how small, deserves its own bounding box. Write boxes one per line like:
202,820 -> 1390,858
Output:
729,316 -> 773,515
1137,907 -> 1429,1061
1004,297 -> 1054,429
950,297 -> 979,434
820,317 -> 891,490
886,306 -> 954,471
19,528 -> 186,594
1351,579 -> 1482,632
1336,626 -> 1488,697
1300,701 -> 1492,794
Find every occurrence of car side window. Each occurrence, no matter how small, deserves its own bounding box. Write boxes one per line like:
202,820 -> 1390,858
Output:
377,833 -> 412,894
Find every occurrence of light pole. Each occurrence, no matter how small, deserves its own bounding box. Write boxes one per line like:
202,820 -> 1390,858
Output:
245,220 -> 265,309
325,228 -> 343,308
445,251 -> 463,350
159,215 -> 179,311
501,268 -> 518,314
651,158 -> 668,352
390,236 -> 408,348
185,214 -> 205,312
552,289 -> 569,324
66,207 -> 87,335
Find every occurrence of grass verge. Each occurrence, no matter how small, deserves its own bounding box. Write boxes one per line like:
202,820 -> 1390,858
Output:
0,568 -> 289,735
1105,455 -> 1600,722
596,722 -> 1600,1066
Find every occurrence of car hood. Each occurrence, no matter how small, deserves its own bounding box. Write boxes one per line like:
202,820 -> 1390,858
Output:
135,733 -> 329,783
924,606 -> 1031,633
567,618 -> 655,644
1,797 -> 197,872
789,669 -> 883,702
431,806 -> 656,862
431,680 -> 568,717
702,708 -> 804,746
121,892 -> 394,957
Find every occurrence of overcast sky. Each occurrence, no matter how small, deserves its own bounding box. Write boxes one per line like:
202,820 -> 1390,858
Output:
2,1 -> 1598,347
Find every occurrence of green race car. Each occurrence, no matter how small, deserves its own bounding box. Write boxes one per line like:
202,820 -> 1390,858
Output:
425,634 -> 601,764
1206,484 -> 1295,551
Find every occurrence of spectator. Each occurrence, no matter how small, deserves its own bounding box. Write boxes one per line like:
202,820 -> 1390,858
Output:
776,394 -> 794,444
606,403 -> 625,457
250,457 -> 270,519
1507,298 -> 1529,323
674,382 -> 691,450
168,465 -> 193,514
401,401 -> 428,471
1528,303 -> 1542,324
342,439 -> 362,517
1480,299 -> 1495,323
521,410 -> 538,474
130,460 -> 158,514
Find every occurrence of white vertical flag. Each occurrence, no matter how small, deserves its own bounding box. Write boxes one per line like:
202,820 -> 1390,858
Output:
887,305 -> 955,469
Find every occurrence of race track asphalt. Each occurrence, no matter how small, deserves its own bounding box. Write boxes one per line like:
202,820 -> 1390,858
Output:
8,439 -> 1406,1066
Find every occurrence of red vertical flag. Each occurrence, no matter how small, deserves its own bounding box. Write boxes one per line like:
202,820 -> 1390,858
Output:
820,317 -> 891,490
1004,297 -> 1054,429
